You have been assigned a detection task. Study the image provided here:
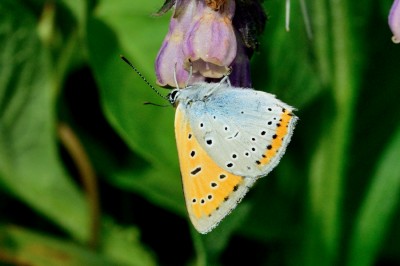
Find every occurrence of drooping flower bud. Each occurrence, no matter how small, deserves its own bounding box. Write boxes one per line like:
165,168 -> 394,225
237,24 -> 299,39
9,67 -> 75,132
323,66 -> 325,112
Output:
155,0 -> 267,88
155,0 -> 206,87
389,0 -> 400,43
182,0 -> 237,79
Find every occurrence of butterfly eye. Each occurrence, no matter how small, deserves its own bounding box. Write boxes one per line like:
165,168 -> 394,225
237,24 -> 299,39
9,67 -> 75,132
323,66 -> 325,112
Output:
168,89 -> 179,104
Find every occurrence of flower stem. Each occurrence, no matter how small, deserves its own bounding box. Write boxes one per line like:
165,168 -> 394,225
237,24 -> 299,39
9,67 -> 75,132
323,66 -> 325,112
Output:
58,123 -> 101,248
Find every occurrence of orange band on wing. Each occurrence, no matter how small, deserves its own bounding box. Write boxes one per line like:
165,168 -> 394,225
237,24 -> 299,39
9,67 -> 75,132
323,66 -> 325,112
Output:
258,109 -> 294,166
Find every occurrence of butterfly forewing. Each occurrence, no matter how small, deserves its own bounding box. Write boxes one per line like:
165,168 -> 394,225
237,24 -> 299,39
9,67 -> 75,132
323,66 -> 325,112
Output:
181,84 -> 298,178
174,105 -> 255,234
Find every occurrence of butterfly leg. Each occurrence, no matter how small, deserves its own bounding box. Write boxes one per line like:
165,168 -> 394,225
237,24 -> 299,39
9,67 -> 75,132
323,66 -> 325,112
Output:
220,66 -> 232,86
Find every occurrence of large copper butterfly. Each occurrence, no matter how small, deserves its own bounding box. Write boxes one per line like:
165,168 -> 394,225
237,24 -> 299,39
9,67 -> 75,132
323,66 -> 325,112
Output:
168,76 -> 297,233
121,56 -> 298,234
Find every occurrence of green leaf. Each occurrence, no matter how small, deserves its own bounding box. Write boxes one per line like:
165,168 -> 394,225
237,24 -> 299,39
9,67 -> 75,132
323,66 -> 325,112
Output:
348,126 -> 400,266
88,0 -> 174,166
58,0 -> 87,29
299,0 -> 370,263
0,225 -> 113,266
191,203 -> 251,265
255,0 -> 323,109
86,1 -> 184,210
101,218 -> 157,266
0,0 -> 89,241
109,163 -> 186,215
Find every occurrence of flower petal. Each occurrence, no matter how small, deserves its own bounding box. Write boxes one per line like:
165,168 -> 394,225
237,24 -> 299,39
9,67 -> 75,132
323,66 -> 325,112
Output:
389,0 -> 400,43
183,0 -> 237,78
155,0 -> 206,87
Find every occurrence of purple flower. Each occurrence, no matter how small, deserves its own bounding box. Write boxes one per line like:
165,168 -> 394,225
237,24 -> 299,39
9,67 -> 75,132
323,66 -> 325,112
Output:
155,0 -> 206,87
155,0 -> 267,88
389,0 -> 400,43
182,0 -> 236,78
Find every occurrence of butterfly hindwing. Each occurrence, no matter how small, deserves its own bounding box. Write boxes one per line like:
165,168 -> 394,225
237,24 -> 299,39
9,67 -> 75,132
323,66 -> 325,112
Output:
174,106 -> 256,234
184,83 -> 298,178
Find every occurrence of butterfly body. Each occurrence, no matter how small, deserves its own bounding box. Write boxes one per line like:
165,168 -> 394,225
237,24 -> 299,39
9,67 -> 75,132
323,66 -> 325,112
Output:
169,79 -> 298,234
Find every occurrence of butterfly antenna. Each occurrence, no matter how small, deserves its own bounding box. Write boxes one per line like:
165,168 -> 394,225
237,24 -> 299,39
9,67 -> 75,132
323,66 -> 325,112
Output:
143,102 -> 170,107
120,55 -> 168,100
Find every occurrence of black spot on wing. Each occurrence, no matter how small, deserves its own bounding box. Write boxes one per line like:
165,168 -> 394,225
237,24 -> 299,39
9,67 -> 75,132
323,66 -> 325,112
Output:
191,167 -> 202,175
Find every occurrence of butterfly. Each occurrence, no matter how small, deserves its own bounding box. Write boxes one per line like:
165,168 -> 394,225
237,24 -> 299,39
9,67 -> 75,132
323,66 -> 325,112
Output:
168,76 -> 298,234
120,56 -> 297,234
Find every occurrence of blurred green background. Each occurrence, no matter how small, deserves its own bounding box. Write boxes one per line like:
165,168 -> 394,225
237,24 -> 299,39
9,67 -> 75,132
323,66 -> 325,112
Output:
1,0 -> 400,265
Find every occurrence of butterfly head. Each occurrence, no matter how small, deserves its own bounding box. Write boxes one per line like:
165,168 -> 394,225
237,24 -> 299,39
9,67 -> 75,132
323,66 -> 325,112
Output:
167,88 -> 181,107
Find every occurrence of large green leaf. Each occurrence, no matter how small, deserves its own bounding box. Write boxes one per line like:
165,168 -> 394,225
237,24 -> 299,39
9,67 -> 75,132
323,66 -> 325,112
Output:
101,218 -> 156,266
348,126 -> 400,266
0,0 -> 89,241
58,0 -> 87,29
193,202 -> 252,264
88,0 -> 175,166
109,164 -> 186,215
254,0 -> 323,108
87,0 -> 183,211
0,225 -> 113,266
0,222 -> 156,266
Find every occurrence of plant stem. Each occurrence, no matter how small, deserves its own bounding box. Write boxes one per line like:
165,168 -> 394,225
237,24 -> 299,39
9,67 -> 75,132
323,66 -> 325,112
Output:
306,0 -> 357,264
58,123 -> 101,249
